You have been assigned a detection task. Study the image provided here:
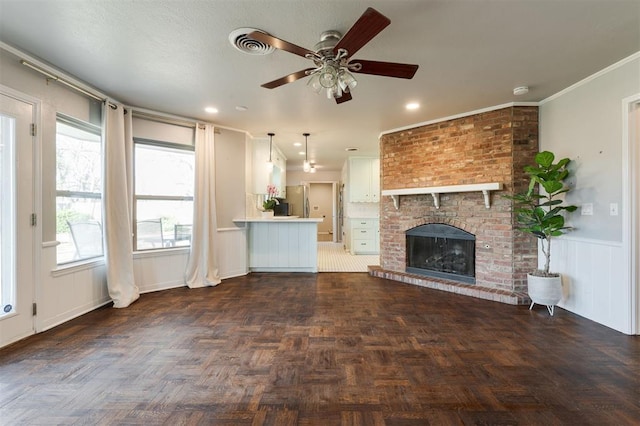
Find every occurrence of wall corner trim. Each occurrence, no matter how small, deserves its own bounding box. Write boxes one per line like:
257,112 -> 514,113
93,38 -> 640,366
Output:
540,51 -> 640,105
378,102 -> 539,139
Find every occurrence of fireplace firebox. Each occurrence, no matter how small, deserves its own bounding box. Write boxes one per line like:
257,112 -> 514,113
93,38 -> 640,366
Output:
406,224 -> 475,284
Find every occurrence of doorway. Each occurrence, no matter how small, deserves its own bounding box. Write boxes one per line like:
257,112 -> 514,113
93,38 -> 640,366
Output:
0,90 -> 37,347
308,181 -> 339,242
624,96 -> 640,334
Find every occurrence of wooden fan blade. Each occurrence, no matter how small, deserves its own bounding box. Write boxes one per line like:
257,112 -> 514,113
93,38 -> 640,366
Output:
261,68 -> 315,89
335,91 -> 352,104
351,60 -> 419,79
248,31 -> 315,58
334,8 -> 390,57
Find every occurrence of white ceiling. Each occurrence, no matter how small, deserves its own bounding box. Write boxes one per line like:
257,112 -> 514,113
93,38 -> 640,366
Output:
1,0 -> 638,171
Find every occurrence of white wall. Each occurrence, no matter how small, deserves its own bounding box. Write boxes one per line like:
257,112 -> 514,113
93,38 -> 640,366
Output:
215,128 -> 247,228
539,53 -> 640,334
215,127 -> 249,278
133,117 -> 194,146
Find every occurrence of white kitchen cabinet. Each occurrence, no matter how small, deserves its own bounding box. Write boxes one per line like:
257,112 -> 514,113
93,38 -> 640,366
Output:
348,157 -> 380,203
253,138 -> 286,197
349,218 -> 379,254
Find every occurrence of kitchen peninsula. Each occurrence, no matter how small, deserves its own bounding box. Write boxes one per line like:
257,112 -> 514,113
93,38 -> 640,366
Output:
233,217 -> 323,272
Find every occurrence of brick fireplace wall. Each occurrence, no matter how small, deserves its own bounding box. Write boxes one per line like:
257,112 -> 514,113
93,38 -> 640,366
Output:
378,106 -> 539,301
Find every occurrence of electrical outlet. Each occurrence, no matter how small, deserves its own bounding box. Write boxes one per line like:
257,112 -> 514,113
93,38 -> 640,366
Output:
581,203 -> 593,216
610,203 -> 619,216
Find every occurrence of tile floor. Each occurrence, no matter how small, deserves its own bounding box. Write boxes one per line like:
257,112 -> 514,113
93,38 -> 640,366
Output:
317,242 -> 379,272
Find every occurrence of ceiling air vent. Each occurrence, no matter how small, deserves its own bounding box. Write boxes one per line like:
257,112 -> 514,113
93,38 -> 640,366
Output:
229,28 -> 275,55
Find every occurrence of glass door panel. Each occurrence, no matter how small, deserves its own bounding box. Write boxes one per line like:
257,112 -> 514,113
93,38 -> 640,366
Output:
0,92 -> 35,347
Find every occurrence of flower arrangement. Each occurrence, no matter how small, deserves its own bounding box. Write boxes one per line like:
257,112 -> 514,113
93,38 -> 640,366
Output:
262,184 -> 279,211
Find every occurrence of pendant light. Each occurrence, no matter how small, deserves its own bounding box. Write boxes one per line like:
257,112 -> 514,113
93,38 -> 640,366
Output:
266,132 -> 275,171
303,133 -> 311,172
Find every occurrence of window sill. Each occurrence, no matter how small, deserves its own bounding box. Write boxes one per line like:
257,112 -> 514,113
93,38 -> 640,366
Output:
133,246 -> 190,259
51,247 -> 190,277
52,258 -> 105,277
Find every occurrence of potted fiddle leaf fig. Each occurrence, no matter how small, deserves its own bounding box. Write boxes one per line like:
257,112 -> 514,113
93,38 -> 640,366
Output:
506,151 -> 577,315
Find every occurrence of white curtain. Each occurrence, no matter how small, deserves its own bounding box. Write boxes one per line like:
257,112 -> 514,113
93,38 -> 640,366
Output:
185,123 -> 221,288
102,103 -> 139,307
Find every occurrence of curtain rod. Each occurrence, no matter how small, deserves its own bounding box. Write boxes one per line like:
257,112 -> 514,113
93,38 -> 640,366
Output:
18,56 -> 220,132
20,60 -> 106,103
131,110 -> 197,129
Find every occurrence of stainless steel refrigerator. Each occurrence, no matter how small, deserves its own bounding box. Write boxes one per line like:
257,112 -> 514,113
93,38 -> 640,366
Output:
285,185 -> 310,218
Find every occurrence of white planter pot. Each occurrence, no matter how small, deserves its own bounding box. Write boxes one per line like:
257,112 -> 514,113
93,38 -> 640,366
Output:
527,273 -> 562,315
261,210 -> 274,218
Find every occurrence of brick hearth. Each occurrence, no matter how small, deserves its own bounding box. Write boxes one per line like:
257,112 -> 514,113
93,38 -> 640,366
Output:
368,266 -> 529,305
374,106 -> 539,304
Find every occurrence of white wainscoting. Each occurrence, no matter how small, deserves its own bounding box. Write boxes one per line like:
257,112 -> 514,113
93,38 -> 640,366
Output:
549,236 -> 630,334
246,221 -> 318,272
41,246 -> 110,333
134,248 -> 190,293
134,227 -> 249,291
218,227 -> 248,278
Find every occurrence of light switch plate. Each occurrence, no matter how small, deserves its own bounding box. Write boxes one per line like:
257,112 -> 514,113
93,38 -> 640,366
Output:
581,203 -> 593,216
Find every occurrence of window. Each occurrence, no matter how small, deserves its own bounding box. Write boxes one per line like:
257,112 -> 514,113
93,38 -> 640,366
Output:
134,140 -> 194,250
56,116 -> 102,264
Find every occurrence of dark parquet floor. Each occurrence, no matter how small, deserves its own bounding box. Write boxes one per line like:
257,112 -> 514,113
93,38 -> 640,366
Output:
1,272 -> 639,425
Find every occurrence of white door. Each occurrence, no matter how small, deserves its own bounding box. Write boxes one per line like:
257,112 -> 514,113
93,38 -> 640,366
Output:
0,92 -> 35,347
631,100 -> 640,334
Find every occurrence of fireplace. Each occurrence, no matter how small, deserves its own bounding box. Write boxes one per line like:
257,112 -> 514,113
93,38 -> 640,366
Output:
406,224 -> 475,284
374,105 -> 539,304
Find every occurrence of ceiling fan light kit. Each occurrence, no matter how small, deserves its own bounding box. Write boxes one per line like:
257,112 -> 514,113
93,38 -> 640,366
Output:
245,7 -> 419,103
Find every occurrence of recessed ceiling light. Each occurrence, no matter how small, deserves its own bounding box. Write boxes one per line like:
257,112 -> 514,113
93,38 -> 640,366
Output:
235,105 -> 248,111
204,106 -> 218,114
293,142 -> 302,147
299,151 -> 306,155
405,102 -> 420,110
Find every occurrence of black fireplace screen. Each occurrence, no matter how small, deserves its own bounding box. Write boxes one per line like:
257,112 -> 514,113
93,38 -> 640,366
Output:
406,224 -> 475,284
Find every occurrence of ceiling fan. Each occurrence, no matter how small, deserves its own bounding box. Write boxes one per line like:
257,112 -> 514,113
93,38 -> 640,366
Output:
248,7 -> 419,104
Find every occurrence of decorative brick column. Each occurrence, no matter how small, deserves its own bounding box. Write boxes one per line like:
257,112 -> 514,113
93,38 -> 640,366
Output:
374,106 -> 539,304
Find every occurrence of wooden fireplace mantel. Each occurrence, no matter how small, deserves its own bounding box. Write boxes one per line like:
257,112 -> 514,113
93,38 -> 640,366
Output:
381,182 -> 503,210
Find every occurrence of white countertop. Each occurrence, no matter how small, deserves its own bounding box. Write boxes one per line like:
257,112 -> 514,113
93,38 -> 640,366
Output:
233,217 -> 323,223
